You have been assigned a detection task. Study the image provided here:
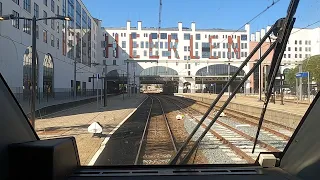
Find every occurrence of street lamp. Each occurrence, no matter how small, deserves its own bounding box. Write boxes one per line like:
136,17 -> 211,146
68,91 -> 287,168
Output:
0,14 -> 72,128
225,60 -> 233,97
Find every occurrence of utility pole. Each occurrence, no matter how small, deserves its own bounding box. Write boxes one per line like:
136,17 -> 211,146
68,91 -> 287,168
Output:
104,65 -> 108,107
299,64 -> 303,100
133,71 -> 136,94
74,59 -> 77,99
122,73 -> 125,100
258,47 -> 262,101
127,61 -> 130,97
30,16 -> 37,128
228,62 -> 231,96
280,73 -> 284,105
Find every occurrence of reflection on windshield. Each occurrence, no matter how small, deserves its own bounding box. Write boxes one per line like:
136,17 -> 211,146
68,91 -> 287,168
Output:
0,0 -> 317,166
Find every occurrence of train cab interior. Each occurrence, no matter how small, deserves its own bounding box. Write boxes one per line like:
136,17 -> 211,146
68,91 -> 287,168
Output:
1,0 -> 320,179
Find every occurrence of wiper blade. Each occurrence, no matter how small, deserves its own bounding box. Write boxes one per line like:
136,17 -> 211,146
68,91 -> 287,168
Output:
252,0 -> 299,153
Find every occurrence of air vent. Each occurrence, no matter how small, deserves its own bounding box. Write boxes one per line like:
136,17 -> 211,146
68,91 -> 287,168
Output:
72,168 -> 258,177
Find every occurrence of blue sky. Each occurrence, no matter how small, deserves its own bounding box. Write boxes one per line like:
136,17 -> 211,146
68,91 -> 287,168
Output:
82,0 -> 320,33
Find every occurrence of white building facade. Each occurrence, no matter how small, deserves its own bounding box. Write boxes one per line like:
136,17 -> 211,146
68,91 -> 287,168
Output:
101,21 -> 251,93
0,0 -> 103,99
251,26 -> 320,72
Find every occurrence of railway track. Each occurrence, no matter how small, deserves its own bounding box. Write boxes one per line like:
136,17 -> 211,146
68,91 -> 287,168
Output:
181,97 -> 294,140
164,96 -> 292,163
134,95 -> 177,165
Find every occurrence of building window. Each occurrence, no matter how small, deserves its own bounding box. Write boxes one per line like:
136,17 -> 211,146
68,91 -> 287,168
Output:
131,32 -> 137,39
36,25 -> 39,39
184,46 -> 187,51
122,41 -> 126,48
57,5 -> 60,15
299,40 -> 302,45
222,52 -> 226,58
51,0 -> 55,12
299,47 -> 302,51
244,43 -> 247,49
56,21 -> 59,33
34,3 -> 39,18
51,34 -> 54,47
44,0 -> 47,6
195,42 -> 198,49
295,47 -> 297,51
196,34 -> 201,40
288,54 -> 291,58
133,50 -> 137,57
284,54 -> 286,58
43,30 -> 47,43
165,42 -> 168,49
299,54 -> 302,58
171,33 -> 178,39
0,2 -> 2,16
113,60 -> 116,65
151,33 -> 157,39
23,0 -> 31,13
184,33 -> 190,40
57,38 -> 59,49
23,19 -> 31,34
145,41 -> 149,48
295,40 -> 297,44
160,42 -> 163,49
141,41 -> 144,48
244,52 -> 247,57
133,41 -> 138,48
288,47 -> 291,51
13,0 -> 19,5
195,51 -> 198,57
43,11 -> 47,25
309,40 -> 311,45
184,56 -> 187,60
51,19 -> 55,30
295,54 -> 297,58
305,40 -> 308,45
12,11 -> 19,29
160,33 -> 167,39
144,50 -> 147,56
241,52 -> 244,57
309,47 -> 311,51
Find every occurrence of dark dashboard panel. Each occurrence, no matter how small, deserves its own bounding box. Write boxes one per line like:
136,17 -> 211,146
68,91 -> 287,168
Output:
68,167 -> 300,180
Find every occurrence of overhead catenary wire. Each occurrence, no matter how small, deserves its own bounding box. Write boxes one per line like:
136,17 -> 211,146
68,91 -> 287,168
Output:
218,0 -> 281,44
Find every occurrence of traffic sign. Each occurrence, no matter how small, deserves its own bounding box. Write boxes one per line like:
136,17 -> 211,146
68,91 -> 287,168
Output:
295,72 -> 308,78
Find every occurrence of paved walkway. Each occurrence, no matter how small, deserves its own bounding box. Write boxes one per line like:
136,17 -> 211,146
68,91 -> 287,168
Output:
178,93 -> 309,116
35,93 -> 147,165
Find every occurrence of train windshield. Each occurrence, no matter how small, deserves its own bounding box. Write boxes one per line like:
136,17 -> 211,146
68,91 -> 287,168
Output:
0,0 -> 317,166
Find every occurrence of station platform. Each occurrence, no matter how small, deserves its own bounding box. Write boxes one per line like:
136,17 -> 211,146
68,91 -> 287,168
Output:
35,93 -> 147,165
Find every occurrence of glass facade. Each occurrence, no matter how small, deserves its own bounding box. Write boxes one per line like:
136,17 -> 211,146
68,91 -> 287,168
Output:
140,66 -> 178,76
196,64 -> 245,76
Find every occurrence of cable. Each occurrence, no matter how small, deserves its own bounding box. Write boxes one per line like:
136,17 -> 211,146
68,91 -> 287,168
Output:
218,0 -> 281,44
291,20 -> 320,34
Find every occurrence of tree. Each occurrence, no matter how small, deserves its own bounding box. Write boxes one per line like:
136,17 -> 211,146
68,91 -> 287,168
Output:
284,55 -> 320,90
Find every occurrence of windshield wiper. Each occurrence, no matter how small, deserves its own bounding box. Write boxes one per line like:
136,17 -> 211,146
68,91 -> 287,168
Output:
169,0 -> 300,165
252,0 -> 299,153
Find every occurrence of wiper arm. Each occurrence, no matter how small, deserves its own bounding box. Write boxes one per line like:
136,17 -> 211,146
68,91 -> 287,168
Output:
179,42 -> 276,165
252,0 -> 299,153
169,24 -> 276,165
